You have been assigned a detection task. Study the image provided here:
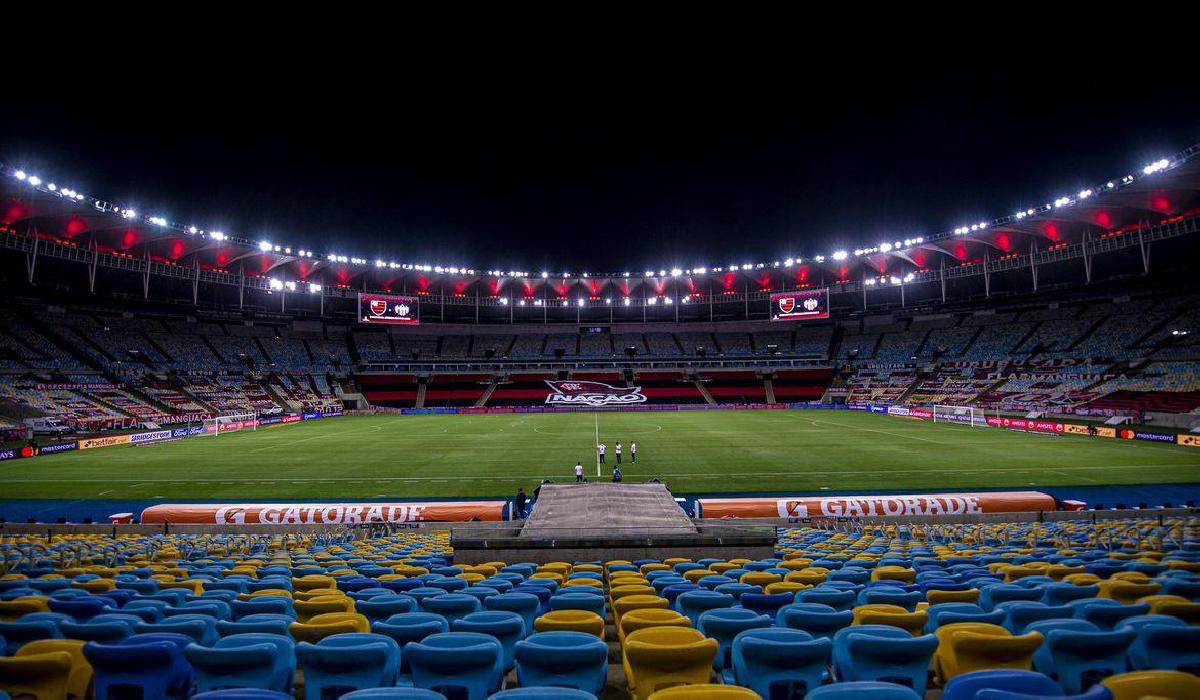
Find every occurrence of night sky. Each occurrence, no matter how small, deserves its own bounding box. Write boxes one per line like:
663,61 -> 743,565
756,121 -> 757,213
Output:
3,63 -> 1198,274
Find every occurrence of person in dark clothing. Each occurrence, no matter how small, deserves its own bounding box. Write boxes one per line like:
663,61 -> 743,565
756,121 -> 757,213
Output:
514,487 -> 528,519
612,466 -> 622,483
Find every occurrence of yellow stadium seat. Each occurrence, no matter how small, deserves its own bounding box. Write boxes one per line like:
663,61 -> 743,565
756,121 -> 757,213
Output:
611,585 -> 657,602
934,622 -> 1042,684
1149,601 -> 1200,624
534,610 -> 606,638
1045,565 -> 1086,580
1110,571 -> 1151,583
709,563 -> 739,575
871,565 -> 916,583
739,572 -> 781,588
562,578 -> 604,590
927,589 -> 980,605
247,588 -> 293,599
641,563 -> 672,575
647,684 -> 760,699
785,570 -> 827,586
159,580 -> 204,595
624,626 -> 718,700
1136,595 -> 1190,614
682,569 -> 718,584
294,588 -> 343,601
620,608 -> 691,644
571,564 -> 603,575
613,595 -> 671,627
456,573 -> 486,585
1102,670 -> 1200,700
294,595 -> 355,623
18,639 -> 92,700
0,597 -> 50,621
662,558 -> 692,568
289,612 -> 370,642
292,574 -> 336,591
765,582 -> 811,596
1166,561 -> 1200,573
71,578 -> 117,593
1064,573 -> 1102,586
0,651 -> 73,700
852,604 -> 928,635
537,562 -> 571,576
1098,580 -> 1162,605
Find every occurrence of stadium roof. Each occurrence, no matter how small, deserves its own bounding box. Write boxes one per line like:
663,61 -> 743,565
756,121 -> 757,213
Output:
3,144 -> 1199,298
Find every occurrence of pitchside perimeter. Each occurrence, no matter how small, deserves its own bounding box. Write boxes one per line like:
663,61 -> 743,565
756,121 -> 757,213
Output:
0,411 -> 1197,500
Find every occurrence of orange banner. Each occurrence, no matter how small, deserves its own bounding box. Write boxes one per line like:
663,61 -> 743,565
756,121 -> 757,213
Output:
140,501 -> 506,524
698,490 -> 1056,519
79,434 -> 131,450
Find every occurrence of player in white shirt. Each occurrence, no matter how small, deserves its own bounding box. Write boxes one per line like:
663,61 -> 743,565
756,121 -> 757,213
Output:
631,441 -> 637,463
614,441 -> 622,464
575,462 -> 584,482
597,442 -> 606,464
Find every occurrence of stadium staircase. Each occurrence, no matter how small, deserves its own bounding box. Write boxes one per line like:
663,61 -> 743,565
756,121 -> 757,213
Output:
475,381 -> 497,407
415,381 -> 427,408
763,376 -> 776,404
521,483 -> 697,537
259,378 -> 297,411
693,379 -> 716,405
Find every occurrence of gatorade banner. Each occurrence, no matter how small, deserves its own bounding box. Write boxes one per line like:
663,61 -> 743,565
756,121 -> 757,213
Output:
1178,434 -> 1200,447
140,501 -> 506,524
697,490 -> 1056,519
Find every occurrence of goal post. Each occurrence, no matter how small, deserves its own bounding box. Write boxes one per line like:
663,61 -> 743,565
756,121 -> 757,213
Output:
204,413 -> 258,435
932,404 -> 987,427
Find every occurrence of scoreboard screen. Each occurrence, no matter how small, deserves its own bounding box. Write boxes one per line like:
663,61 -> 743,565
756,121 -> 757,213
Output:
770,288 -> 829,321
358,292 -> 419,325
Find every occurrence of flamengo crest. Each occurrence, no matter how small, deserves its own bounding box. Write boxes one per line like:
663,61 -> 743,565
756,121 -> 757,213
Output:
544,380 -> 647,407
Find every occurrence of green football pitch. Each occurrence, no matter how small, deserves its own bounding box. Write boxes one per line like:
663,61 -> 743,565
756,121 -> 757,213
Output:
1,411 -> 1198,500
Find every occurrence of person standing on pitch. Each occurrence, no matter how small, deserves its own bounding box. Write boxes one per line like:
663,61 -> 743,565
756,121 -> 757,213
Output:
597,442 -> 606,464
575,462 -> 584,483
630,441 -> 637,463
614,441 -> 622,465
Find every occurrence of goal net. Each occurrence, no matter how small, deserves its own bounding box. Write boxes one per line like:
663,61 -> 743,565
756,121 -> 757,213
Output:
932,404 -> 987,427
204,413 -> 258,435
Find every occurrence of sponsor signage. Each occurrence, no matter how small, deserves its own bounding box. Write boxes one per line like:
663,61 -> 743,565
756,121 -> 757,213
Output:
544,380 -> 647,407
1178,434 -> 1200,447
37,442 -> 78,455
140,501 -> 506,524
698,491 -> 1056,519
359,292 -> 419,325
0,448 -> 18,461
130,430 -> 174,445
79,435 -> 131,450
887,406 -> 911,417
770,288 -> 829,321
985,417 -> 1064,434
1134,431 -> 1175,443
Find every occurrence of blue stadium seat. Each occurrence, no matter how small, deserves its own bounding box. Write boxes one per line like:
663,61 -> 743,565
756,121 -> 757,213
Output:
406,632 -> 503,700
833,624 -> 938,694
730,627 -> 831,699
513,631 -> 608,694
